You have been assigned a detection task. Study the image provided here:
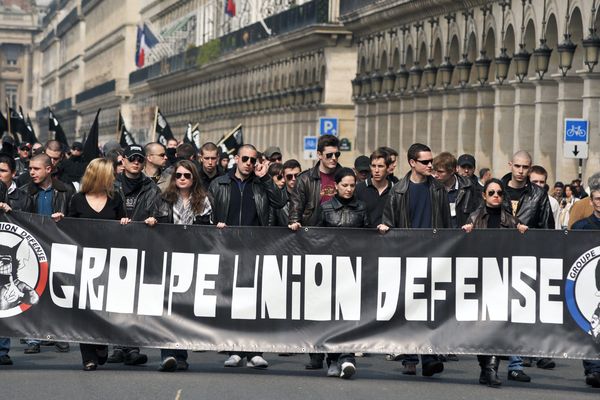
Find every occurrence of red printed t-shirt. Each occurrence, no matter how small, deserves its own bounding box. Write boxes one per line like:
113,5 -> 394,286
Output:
320,171 -> 336,203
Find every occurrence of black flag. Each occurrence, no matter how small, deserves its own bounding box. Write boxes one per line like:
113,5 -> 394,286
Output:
0,110 -> 8,135
217,124 -> 243,156
155,108 -> 175,146
24,113 -> 39,145
118,112 -> 136,148
8,107 -> 27,145
182,122 -> 201,152
49,109 -> 69,149
82,109 -> 101,163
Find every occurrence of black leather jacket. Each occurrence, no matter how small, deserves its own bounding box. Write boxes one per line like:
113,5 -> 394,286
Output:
208,172 -> 287,226
270,201 -> 290,227
466,205 -> 519,229
382,171 -> 451,228
500,173 -> 554,229
318,196 -> 369,228
452,174 -> 482,227
20,178 -> 75,215
289,162 -> 343,226
115,175 -> 161,221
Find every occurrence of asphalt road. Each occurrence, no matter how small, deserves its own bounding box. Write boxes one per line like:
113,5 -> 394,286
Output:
1,341 -> 598,400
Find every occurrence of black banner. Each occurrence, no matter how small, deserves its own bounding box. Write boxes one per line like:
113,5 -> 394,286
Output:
0,211 -> 599,359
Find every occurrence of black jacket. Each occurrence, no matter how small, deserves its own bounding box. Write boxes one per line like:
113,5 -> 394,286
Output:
500,173 -> 554,229
451,174 -> 482,227
60,156 -> 87,183
270,201 -> 290,227
318,196 -> 369,228
208,172 -> 287,227
355,178 -> 392,228
20,178 -> 75,215
5,181 -> 28,211
289,162 -> 343,226
157,197 -> 212,225
466,205 -> 519,229
381,171 -> 451,228
0,181 -> 5,203
115,174 -> 161,221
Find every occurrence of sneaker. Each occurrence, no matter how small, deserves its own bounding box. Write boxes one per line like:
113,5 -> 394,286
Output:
55,342 -> 70,353
24,343 -> 40,354
124,351 -> 148,366
508,370 -> 531,382
536,358 -> 555,369
340,361 -> 356,379
176,359 -> 189,371
96,347 -> 108,366
402,363 -> 417,375
224,354 -> 243,367
0,355 -> 13,365
158,356 -> 177,372
247,355 -> 268,369
107,349 -> 124,363
422,360 -> 444,377
327,363 -> 341,377
586,372 -> 600,388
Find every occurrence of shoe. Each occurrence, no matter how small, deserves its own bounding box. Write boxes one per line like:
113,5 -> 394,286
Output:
305,354 -> 324,370
158,356 -> 177,372
83,361 -> 97,371
96,347 -> 108,366
508,370 -> 531,382
586,372 -> 600,388
107,349 -> 124,363
55,342 -> 70,353
339,361 -> 356,379
536,358 -> 555,369
176,359 -> 189,371
124,351 -> 148,366
0,355 -> 13,365
402,363 -> 417,375
446,354 -> 459,361
24,343 -> 40,354
422,360 -> 444,377
354,352 -> 364,357
327,363 -> 341,377
224,354 -> 243,367
480,356 -> 502,387
247,355 -> 268,369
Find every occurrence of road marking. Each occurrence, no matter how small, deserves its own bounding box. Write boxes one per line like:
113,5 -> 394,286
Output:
175,389 -> 182,400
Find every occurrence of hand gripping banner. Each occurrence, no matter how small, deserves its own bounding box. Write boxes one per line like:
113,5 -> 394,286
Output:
0,211 -> 600,359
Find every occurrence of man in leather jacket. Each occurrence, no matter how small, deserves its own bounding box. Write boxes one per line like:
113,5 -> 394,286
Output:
270,159 -> 302,226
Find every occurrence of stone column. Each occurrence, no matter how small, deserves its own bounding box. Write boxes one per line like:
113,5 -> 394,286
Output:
580,72 -> 600,182
365,101 -> 377,153
532,80 -> 558,182
375,99 -> 390,150
399,95 -> 413,157
355,101 -> 367,154
457,87 -> 477,156
492,84 -> 515,175
387,97 -> 401,153
441,90 -> 459,157
412,93 -> 428,144
474,86 -> 494,170
511,81 -> 536,154
426,91 -> 442,152
553,75 -> 583,182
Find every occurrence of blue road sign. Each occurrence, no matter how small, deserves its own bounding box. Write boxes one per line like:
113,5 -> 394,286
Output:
564,119 -> 589,143
319,117 -> 339,136
304,136 -> 317,151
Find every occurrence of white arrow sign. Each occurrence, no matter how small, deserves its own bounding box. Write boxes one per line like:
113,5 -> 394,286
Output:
563,142 -> 588,159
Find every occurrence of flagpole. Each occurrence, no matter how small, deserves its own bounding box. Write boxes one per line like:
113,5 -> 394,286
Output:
5,98 -> 12,141
152,106 -> 159,142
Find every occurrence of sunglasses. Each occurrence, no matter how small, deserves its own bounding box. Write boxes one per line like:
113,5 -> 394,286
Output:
285,173 -> 298,180
324,151 -> 341,159
151,153 -> 166,158
175,172 -> 192,180
127,155 -> 145,163
275,174 -> 284,180
241,156 -> 257,164
487,190 -> 503,197
269,155 -> 282,162
415,159 -> 433,165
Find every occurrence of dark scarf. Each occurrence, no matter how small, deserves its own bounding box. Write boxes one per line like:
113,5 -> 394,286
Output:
120,174 -> 144,196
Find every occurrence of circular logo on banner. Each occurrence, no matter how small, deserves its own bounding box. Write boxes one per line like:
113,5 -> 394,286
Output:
566,246 -> 600,342
0,222 -> 48,318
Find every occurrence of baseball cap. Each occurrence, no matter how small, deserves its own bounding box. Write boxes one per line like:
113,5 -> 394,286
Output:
354,155 -> 371,172
264,146 -> 282,159
71,141 -> 83,151
123,144 -> 145,159
457,154 -> 476,168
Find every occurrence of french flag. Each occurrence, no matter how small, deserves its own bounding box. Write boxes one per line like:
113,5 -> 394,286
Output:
225,0 -> 236,17
135,24 -> 159,68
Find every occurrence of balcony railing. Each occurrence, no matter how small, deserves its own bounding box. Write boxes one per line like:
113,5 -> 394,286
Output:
75,79 -> 115,103
340,0 -> 378,15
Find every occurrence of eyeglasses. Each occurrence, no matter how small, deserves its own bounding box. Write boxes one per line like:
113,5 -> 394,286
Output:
151,153 -> 166,158
175,172 -> 192,180
241,156 -> 257,164
285,173 -> 298,180
116,160 -> 123,166
415,159 -> 433,165
274,174 -> 284,180
127,155 -> 145,163
324,151 -> 341,159
487,190 -> 504,197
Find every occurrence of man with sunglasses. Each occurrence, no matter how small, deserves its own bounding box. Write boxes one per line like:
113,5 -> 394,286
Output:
379,143 -> 450,377
271,159 -> 302,227
198,142 -> 224,187
143,142 -> 170,192
108,144 -> 161,367
209,144 -> 286,369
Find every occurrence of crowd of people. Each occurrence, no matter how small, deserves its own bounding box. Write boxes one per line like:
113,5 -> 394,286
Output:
0,133 -> 599,388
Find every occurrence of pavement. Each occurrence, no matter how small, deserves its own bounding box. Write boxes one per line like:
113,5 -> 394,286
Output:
1,341 -> 598,400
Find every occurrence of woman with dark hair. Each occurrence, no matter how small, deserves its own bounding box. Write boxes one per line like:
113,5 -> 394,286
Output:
462,178 -> 527,387
156,160 -> 212,372
67,158 -> 129,371
559,184 -> 576,228
318,167 -> 369,228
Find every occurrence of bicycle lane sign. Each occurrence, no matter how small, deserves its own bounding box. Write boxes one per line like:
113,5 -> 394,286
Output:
564,118 -> 589,143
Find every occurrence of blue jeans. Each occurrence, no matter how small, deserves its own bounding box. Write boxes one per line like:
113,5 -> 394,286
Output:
26,339 -> 40,346
0,338 -> 9,356
508,356 -> 523,371
402,354 -> 439,366
161,349 -> 188,362
583,360 -> 600,374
